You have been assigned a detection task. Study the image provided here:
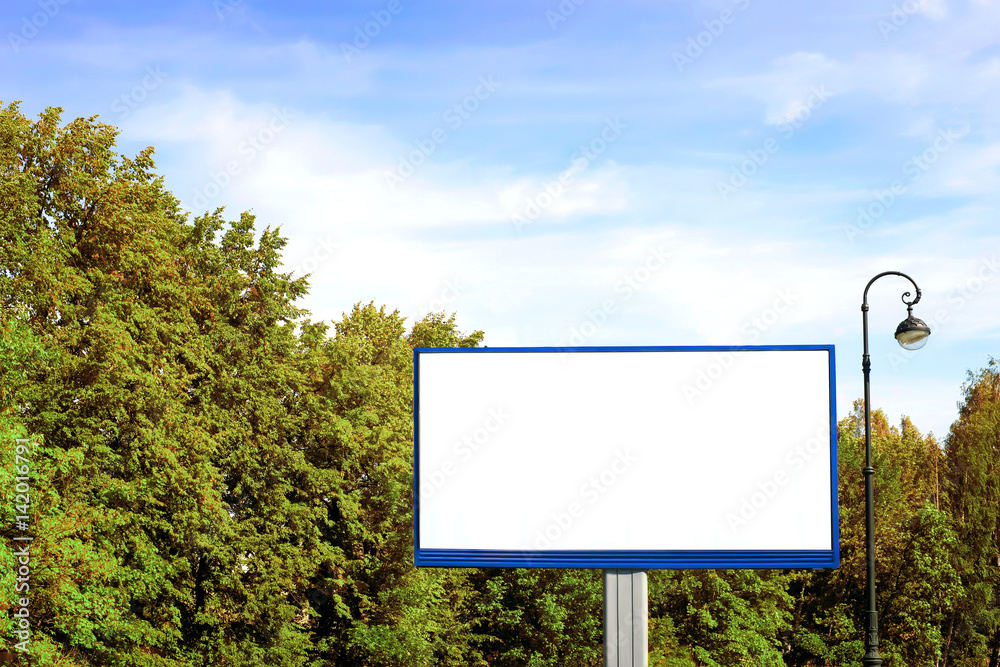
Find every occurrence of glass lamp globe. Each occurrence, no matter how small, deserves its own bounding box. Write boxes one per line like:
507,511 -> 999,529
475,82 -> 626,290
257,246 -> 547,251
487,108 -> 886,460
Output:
895,315 -> 931,351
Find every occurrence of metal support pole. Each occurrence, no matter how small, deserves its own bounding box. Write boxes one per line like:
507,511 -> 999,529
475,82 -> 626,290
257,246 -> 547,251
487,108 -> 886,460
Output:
604,569 -> 647,667
862,319 -> 881,667
859,270 -> 922,666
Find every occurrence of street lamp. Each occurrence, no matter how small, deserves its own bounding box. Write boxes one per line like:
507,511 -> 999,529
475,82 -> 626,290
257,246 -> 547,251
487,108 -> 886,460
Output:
860,271 -> 931,666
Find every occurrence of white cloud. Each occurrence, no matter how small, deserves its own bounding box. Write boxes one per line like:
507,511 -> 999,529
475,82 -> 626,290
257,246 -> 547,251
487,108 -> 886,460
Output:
706,52 -> 845,126
917,0 -> 949,20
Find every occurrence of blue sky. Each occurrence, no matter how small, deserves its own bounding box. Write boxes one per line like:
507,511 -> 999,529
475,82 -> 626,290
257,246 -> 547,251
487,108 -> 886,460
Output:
4,0 -> 999,442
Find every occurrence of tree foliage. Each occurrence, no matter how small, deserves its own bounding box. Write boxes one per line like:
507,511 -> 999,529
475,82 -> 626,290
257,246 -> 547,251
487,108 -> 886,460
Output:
942,360 -> 1000,667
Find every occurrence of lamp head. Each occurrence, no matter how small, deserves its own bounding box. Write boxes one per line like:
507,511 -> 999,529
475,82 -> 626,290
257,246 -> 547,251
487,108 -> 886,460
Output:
895,309 -> 931,350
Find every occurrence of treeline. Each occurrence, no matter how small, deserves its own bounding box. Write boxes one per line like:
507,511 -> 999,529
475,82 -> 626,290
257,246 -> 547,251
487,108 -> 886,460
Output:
0,102 -> 998,666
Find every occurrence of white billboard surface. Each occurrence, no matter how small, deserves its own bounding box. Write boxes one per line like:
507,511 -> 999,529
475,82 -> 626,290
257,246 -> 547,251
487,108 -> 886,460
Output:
414,346 -> 838,569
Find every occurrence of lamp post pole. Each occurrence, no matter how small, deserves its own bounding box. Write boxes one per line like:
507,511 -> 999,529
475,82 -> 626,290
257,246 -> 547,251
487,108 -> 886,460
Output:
860,271 -> 930,667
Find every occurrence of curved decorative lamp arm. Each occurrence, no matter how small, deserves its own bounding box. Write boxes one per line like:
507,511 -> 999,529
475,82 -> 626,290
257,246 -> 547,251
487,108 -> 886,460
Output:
862,271 -> 931,352
862,270 -> 921,309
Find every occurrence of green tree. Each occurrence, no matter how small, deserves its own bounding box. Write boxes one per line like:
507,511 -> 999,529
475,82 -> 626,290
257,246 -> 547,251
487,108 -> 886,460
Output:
649,569 -> 794,667
1,101 -> 321,664
943,359 -> 1000,667
467,568 -> 602,667
407,311 -> 484,350
787,404 -> 961,667
290,305 -> 487,666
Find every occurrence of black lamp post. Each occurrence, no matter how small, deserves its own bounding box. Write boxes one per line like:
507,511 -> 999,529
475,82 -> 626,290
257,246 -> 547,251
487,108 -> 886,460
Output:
861,271 -> 931,666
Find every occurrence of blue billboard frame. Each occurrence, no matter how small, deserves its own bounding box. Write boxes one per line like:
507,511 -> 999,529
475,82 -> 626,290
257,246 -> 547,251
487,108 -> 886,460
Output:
413,345 -> 839,569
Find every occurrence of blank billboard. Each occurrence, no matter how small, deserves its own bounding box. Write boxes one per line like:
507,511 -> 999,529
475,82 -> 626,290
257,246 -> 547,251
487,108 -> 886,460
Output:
414,345 -> 838,569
